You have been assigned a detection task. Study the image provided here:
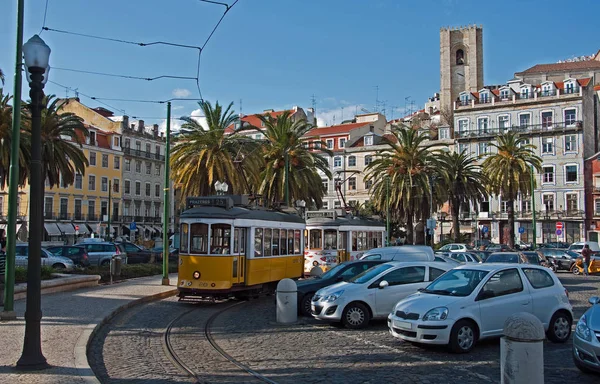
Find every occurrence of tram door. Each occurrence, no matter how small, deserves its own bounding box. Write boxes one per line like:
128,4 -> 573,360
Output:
232,227 -> 247,285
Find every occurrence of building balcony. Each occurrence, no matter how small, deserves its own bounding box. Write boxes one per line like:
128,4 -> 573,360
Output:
455,86 -> 582,111
123,147 -> 164,161
455,121 -> 582,140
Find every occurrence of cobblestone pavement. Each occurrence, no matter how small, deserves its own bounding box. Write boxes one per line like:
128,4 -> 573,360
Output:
93,272 -> 600,384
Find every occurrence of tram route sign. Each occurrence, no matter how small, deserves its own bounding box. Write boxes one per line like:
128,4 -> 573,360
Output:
187,196 -> 233,210
306,210 -> 336,219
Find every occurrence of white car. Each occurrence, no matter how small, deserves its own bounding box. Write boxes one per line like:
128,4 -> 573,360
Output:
311,261 -> 453,328
438,243 -> 471,252
388,263 -> 573,353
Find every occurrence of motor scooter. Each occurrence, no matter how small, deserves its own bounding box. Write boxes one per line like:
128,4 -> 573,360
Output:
570,256 -> 600,275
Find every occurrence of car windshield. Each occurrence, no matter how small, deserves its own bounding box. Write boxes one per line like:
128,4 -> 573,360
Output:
348,264 -> 393,284
566,250 -> 580,258
469,253 -> 482,262
570,245 -> 583,251
421,269 -> 489,296
318,263 -> 345,280
486,253 -> 519,263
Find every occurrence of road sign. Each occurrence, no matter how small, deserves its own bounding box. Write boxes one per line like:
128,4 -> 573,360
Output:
130,222 -> 137,230
556,222 -> 563,230
556,229 -> 563,236
518,227 -> 525,234
482,226 -> 489,233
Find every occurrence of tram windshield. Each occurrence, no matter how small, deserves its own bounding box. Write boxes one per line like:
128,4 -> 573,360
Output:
338,231 -> 348,250
309,229 -> 322,249
324,229 -> 337,250
190,223 -> 209,254
210,224 -> 231,254
181,224 -> 189,253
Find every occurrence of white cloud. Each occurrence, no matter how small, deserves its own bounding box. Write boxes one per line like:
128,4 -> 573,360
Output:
316,104 -> 366,127
172,88 -> 191,98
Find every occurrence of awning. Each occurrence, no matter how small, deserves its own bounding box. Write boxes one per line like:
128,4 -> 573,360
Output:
137,225 -> 147,232
75,224 -> 90,235
154,226 -> 163,234
44,223 -> 62,236
57,223 -> 76,235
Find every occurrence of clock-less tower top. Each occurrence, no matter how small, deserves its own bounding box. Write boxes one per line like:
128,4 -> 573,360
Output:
440,25 -> 484,113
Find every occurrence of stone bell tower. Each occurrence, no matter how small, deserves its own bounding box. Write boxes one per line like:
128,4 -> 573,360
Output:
440,25 -> 484,113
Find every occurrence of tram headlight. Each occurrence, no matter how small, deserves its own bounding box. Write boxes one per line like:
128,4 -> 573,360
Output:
193,271 -> 201,279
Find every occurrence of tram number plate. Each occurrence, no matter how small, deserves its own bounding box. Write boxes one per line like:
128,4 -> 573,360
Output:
394,320 -> 412,330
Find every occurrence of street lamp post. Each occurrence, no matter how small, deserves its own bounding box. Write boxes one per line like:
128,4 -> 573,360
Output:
17,34 -> 51,370
162,101 -> 171,287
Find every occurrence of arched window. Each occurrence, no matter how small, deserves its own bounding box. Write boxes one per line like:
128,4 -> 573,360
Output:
456,49 -> 465,65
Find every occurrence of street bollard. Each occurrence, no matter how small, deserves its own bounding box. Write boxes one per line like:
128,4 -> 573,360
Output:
501,312 -> 545,384
276,278 -> 297,324
309,266 -> 323,277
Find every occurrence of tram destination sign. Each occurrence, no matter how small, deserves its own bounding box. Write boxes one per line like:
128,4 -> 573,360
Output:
306,210 -> 336,219
186,196 -> 233,210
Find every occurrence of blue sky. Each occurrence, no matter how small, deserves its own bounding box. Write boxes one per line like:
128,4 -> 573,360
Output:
1,0 -> 598,130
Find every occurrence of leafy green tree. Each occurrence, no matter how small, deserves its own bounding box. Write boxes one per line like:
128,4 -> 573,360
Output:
482,131 -> 542,248
365,126 -> 436,244
170,100 -> 263,199
249,111 -> 331,208
435,150 -> 488,242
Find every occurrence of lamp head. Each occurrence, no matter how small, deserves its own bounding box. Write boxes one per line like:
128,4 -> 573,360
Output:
23,35 -> 51,70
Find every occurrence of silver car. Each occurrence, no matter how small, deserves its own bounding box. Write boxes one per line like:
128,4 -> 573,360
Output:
77,240 -> 126,266
573,296 -> 600,374
15,244 -> 75,270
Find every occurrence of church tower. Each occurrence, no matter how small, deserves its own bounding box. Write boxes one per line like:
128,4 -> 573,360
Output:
440,25 -> 484,113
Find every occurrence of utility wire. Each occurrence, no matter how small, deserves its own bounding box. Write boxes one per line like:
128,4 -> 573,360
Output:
52,67 -> 197,82
40,0 -> 50,34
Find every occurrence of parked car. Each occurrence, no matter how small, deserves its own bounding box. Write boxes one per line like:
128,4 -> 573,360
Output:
573,296 -> 600,374
77,239 -> 126,266
539,241 -> 571,249
484,252 -> 530,264
116,242 -> 153,264
473,239 -> 492,249
15,244 -> 75,270
448,252 -> 482,264
150,246 -> 179,262
514,240 -> 533,250
521,251 -> 556,271
438,243 -> 472,252
470,250 -> 493,262
434,255 -> 462,265
539,249 -> 578,271
388,263 -> 573,353
485,244 -> 513,252
311,261 -> 453,328
297,260 -> 385,316
360,246 -> 435,262
46,245 -> 90,267
569,241 -> 600,253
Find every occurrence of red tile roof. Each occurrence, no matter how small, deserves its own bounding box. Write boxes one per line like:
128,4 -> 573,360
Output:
225,109 -> 297,133
305,122 -> 369,137
517,60 -> 600,75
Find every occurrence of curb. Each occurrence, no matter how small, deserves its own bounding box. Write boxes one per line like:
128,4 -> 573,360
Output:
75,288 -> 178,384
14,275 -> 101,301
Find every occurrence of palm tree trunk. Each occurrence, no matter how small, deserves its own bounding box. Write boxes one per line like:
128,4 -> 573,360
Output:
406,213 -> 413,245
507,198 -> 515,249
450,198 -> 460,243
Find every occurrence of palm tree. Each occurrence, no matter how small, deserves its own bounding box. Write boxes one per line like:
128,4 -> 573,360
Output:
0,89 -> 30,188
365,126 -> 436,244
170,100 -> 263,199
435,150 -> 488,242
21,95 -> 89,188
0,67 -> 5,85
249,111 -> 332,208
482,131 -> 542,248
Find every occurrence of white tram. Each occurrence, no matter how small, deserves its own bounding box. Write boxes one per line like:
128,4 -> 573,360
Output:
304,210 -> 386,273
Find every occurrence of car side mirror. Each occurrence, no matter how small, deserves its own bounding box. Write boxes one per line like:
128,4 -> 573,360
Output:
589,296 -> 600,305
379,280 -> 389,289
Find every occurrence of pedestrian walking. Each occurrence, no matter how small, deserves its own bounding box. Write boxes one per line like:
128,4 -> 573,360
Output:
581,244 -> 592,277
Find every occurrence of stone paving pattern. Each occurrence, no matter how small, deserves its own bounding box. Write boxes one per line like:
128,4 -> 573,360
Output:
91,272 -> 600,384
0,273 -> 177,384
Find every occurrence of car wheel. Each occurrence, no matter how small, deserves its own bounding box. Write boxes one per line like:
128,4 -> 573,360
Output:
342,302 -> 370,329
300,293 -> 315,316
52,263 -> 65,270
449,319 -> 477,353
547,311 -> 571,343
571,265 -> 581,275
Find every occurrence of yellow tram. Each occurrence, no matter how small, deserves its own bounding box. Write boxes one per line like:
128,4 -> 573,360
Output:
178,195 -> 305,300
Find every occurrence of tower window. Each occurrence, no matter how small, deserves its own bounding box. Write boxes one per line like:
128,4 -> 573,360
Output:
456,49 -> 465,65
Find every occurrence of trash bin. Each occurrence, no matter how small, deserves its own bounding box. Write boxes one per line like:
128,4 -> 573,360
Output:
111,255 -> 122,276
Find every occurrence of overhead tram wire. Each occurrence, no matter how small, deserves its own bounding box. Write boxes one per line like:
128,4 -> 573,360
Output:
40,0 -> 50,34
51,67 -> 197,82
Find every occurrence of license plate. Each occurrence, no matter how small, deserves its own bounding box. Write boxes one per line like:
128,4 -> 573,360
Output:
395,320 -> 412,330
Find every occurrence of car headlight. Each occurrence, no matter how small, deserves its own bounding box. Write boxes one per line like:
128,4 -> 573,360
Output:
423,307 -> 449,321
575,315 -> 592,341
322,290 -> 344,303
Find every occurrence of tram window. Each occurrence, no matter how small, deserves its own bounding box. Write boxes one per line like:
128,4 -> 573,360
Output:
181,224 -> 189,253
338,231 -> 348,250
190,223 -> 208,254
211,224 -> 231,254
367,232 -> 373,250
240,228 -> 246,254
233,228 -> 239,254
376,233 -> 383,248
254,228 -> 263,257
263,229 -> 272,256
352,231 -> 358,251
310,229 -> 322,250
280,229 -> 288,255
358,231 -> 367,251
294,230 -> 301,254
273,229 -> 280,255
324,229 -> 337,250
288,231 -> 294,255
